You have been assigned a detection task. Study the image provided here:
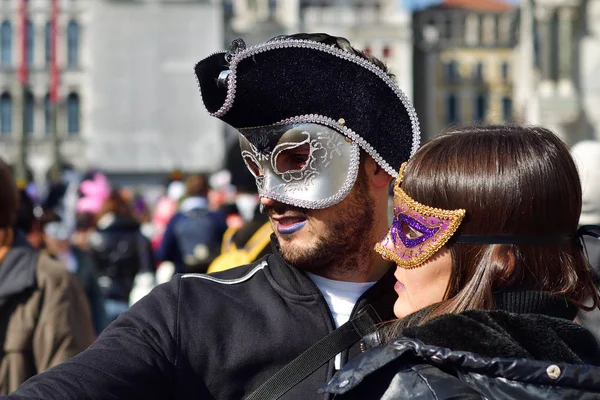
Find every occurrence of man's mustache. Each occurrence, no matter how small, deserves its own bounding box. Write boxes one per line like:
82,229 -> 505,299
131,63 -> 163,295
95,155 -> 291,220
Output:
260,202 -> 308,217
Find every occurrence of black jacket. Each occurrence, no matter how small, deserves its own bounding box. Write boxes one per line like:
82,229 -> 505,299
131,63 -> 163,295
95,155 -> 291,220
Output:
6,238 -> 397,400
88,215 -> 155,302
323,292 -> 600,399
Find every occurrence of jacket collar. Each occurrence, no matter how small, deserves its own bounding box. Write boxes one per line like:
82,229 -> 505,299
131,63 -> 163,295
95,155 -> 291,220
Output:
493,290 -> 578,320
0,230 -> 38,309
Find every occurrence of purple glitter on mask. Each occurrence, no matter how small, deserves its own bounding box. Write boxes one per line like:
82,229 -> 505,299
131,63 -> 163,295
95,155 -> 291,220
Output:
378,203 -> 458,265
375,163 -> 466,269
392,214 -> 439,248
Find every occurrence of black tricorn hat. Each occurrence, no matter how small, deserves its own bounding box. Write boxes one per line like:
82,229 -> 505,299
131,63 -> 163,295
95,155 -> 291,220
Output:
194,34 -> 420,178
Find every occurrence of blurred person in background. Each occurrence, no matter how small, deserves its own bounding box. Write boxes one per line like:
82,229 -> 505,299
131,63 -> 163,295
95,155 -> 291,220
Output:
42,213 -> 106,335
571,140 -> 600,270
88,189 -> 155,325
156,173 -> 227,274
207,180 -> 272,273
15,189 -> 44,250
71,212 -> 96,251
150,175 -> 185,251
570,140 -> 600,341
0,157 -> 95,395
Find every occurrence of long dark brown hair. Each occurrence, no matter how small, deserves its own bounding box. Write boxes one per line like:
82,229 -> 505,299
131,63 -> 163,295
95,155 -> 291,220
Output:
395,125 -> 599,326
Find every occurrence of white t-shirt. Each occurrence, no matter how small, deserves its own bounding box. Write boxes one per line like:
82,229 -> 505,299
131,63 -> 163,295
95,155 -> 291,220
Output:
306,272 -> 376,369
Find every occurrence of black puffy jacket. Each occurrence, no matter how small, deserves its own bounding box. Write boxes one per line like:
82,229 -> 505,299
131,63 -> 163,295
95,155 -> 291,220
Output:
323,292 -> 600,399
88,214 -> 154,301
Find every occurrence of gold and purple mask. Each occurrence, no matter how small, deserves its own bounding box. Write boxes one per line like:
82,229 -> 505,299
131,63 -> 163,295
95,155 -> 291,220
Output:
375,163 -> 466,269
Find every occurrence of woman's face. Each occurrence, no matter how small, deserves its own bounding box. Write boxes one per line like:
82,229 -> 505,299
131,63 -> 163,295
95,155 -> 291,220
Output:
375,162 -> 464,319
391,247 -> 453,318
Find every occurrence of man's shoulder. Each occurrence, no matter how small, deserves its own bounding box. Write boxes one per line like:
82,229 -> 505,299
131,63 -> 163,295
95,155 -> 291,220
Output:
129,258 -> 273,330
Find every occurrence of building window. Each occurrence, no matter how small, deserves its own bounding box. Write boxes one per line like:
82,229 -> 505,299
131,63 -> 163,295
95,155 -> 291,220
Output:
45,21 -> 51,65
0,92 -> 11,135
223,0 -> 233,17
474,94 -> 487,122
26,20 -> 33,67
502,96 -> 512,121
67,21 -> 79,68
0,21 -> 11,66
443,60 -> 459,83
493,14 -> 501,45
443,15 -> 453,40
67,92 -> 79,135
501,61 -> 510,81
446,93 -> 459,124
473,62 -> 484,82
44,94 -> 51,135
25,91 -> 34,135
478,14 -> 485,45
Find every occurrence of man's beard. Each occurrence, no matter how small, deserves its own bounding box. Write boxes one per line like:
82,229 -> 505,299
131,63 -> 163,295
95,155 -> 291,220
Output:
266,171 -> 376,276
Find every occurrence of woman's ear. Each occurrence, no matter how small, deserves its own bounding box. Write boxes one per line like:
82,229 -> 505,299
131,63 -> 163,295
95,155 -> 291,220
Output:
493,245 -> 516,284
364,156 -> 393,189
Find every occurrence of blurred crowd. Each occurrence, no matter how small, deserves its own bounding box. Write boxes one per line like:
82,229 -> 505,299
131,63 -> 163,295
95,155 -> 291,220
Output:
15,165 -> 271,336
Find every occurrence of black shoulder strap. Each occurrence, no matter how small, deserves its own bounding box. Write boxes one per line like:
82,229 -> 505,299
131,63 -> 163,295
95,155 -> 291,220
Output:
245,305 -> 381,400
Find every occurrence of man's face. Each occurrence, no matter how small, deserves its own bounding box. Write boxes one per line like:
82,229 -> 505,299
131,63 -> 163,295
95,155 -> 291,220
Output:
262,166 -> 375,275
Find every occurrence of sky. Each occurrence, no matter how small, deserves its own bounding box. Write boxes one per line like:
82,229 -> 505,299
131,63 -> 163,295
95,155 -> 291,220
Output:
401,0 -> 521,11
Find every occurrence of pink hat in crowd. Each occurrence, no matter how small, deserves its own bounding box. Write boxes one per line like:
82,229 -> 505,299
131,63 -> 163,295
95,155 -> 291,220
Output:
76,173 -> 111,215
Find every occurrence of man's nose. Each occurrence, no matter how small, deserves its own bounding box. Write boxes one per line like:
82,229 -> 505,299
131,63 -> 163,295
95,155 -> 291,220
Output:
260,197 -> 276,207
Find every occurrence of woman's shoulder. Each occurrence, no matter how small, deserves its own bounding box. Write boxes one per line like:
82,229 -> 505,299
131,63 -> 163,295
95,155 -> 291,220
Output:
323,310 -> 600,399
400,309 -> 600,365
324,335 -> 600,399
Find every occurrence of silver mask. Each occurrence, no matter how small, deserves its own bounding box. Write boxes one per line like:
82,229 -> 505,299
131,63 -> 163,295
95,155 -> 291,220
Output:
239,122 -> 360,210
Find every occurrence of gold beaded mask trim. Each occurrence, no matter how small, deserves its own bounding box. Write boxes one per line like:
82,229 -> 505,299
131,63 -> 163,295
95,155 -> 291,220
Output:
375,162 -> 466,269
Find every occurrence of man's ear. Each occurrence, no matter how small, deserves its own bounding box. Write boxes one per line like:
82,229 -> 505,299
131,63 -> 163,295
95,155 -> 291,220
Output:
364,156 -> 393,189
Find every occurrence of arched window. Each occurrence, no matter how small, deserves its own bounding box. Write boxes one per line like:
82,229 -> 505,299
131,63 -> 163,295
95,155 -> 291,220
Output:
24,90 -> 34,135
45,21 -> 51,65
67,21 -> 79,68
446,93 -> 459,124
0,21 -> 11,66
67,93 -> 79,135
44,93 -> 51,135
0,92 -> 11,135
26,20 -> 34,67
